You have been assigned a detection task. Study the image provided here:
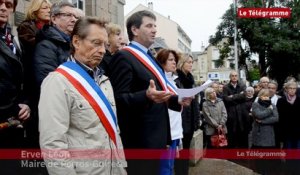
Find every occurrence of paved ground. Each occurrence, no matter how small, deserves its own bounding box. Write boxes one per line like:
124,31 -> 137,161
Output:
189,158 -> 259,175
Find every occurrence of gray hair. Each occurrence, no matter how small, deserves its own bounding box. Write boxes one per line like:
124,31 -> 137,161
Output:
259,76 -> 270,83
70,17 -> 107,54
246,86 -> 254,93
204,87 -> 215,101
284,81 -> 297,89
50,1 -> 74,17
268,80 -> 278,88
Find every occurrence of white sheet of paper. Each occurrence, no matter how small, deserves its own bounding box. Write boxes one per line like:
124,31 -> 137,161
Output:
176,79 -> 214,99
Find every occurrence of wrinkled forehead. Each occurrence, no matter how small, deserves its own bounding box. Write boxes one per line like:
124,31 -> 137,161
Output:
0,0 -> 13,3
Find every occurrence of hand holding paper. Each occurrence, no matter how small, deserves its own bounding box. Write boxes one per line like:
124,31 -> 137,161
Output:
176,79 -> 213,100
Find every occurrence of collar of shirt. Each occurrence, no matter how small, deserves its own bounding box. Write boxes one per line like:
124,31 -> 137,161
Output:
69,55 -> 104,80
131,41 -> 149,53
230,82 -> 238,88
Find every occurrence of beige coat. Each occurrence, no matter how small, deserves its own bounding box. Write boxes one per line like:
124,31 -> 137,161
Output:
203,99 -> 228,135
39,72 -> 127,175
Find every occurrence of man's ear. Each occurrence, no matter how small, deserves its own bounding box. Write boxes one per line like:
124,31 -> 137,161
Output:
50,16 -> 56,26
72,35 -> 80,50
131,26 -> 138,36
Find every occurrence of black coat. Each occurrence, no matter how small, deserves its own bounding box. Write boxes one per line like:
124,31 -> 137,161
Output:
110,49 -> 181,149
277,96 -> 300,141
175,70 -> 200,134
99,49 -> 113,77
0,35 -> 23,120
222,81 -> 250,133
33,25 -> 70,89
17,20 -> 39,107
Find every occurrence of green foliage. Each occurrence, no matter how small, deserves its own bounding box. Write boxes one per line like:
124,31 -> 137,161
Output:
248,68 -> 260,82
209,0 -> 300,85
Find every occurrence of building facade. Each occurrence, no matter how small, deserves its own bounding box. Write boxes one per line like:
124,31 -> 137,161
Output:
192,39 -> 235,84
125,3 -> 192,53
192,51 -> 208,84
11,0 -> 125,34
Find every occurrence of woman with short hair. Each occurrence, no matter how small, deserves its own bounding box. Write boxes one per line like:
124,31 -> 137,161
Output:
156,49 -> 183,175
277,81 -> 300,148
202,87 -> 227,148
251,88 -> 278,148
99,23 -> 123,77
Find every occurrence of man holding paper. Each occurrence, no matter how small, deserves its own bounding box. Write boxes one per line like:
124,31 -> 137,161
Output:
109,10 -> 182,175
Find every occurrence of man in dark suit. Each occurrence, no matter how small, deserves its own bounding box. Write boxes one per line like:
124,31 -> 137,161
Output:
222,71 -> 249,148
109,10 -> 182,175
0,0 -> 31,174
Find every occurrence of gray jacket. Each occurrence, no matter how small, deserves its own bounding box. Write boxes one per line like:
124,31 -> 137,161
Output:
39,72 -> 127,175
251,102 -> 279,147
202,98 -> 227,135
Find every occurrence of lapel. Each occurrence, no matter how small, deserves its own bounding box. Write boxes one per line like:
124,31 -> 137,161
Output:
0,39 -> 19,62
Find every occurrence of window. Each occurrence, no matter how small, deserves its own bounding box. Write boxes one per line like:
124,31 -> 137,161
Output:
212,48 -> 220,60
71,0 -> 85,10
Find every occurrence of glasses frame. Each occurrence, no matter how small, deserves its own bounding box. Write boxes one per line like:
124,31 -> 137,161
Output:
56,12 -> 79,20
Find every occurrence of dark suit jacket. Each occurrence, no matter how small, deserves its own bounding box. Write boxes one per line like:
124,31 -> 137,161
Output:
110,49 -> 181,149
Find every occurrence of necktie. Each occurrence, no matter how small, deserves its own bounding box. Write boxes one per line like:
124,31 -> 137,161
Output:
147,50 -> 155,59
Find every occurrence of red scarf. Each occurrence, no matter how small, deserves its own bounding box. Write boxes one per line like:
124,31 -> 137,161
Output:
35,21 -> 44,30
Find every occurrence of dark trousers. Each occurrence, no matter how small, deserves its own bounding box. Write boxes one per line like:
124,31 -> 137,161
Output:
250,145 -> 283,175
227,129 -> 249,148
174,132 -> 193,175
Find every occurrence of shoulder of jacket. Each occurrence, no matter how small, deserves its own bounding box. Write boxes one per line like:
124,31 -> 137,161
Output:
99,75 -> 110,84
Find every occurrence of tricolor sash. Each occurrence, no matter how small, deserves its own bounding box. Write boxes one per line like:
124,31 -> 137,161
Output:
166,78 -> 178,95
123,44 -> 177,95
56,61 -> 118,147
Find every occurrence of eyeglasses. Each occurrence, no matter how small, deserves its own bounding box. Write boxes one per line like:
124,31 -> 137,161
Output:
57,13 -> 79,20
0,1 -> 13,9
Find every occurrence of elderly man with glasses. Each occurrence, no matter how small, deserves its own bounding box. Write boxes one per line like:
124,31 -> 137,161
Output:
39,16 -> 127,175
32,1 -> 79,92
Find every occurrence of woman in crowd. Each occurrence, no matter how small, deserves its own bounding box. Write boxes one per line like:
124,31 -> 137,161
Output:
202,87 -> 227,148
156,49 -> 183,175
17,0 -> 51,75
18,0 -> 51,49
277,80 -> 300,174
174,54 -> 200,175
251,88 -> 278,148
277,81 -> 300,148
16,0 -> 51,148
251,88 -> 278,174
99,23 -> 123,77
17,0 -> 51,93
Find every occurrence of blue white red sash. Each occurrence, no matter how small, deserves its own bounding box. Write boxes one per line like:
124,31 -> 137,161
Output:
123,44 -> 177,95
56,61 -> 118,147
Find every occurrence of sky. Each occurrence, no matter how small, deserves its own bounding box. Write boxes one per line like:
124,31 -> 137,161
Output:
124,0 -> 233,51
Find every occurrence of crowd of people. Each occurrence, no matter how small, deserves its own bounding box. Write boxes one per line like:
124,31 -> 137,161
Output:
1,1 -> 197,174
201,74 -> 300,174
1,0 -> 300,175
